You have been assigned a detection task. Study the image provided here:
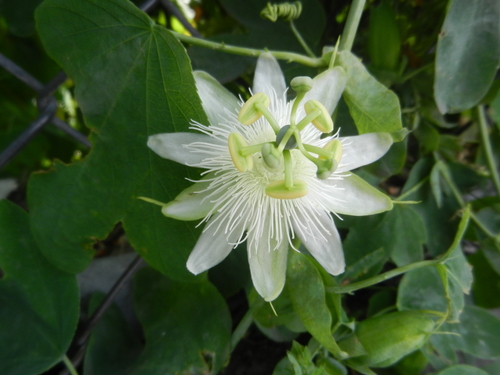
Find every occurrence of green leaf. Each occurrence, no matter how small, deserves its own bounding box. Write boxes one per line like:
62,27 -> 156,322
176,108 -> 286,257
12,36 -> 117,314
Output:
438,365 -> 489,375
84,268 -> 232,374
431,306 -> 500,360
337,50 -> 402,134
287,251 -> 347,359
468,250 -> 500,308
401,158 -> 461,256
0,0 -> 44,36
0,200 -> 79,375
363,140 -> 407,178
434,0 -> 500,113
343,205 -> 425,270
32,0 -> 207,277
397,267 -> 450,314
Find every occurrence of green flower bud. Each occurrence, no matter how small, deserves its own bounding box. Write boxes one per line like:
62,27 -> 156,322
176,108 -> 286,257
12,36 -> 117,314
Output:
339,311 -> 435,368
290,76 -> 313,93
304,100 -> 333,133
228,132 -> 253,172
238,92 -> 271,125
265,180 -> 308,199
261,143 -> 282,170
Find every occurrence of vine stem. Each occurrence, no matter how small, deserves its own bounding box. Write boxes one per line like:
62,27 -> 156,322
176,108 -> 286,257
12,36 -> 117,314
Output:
339,0 -> 366,52
290,20 -> 316,58
62,355 -> 79,375
329,206 -> 470,294
477,105 -> 500,198
171,31 -> 325,67
439,162 -> 499,242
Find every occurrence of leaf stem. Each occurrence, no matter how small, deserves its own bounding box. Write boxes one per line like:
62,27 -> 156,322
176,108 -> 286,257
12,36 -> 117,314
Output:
339,0 -> 366,52
477,105 -> 500,198
62,355 -> 79,375
289,20 -> 316,58
171,31 -> 325,67
396,176 -> 429,201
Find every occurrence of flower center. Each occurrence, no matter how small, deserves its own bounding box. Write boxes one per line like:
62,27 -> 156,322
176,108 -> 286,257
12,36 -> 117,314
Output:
228,76 -> 343,199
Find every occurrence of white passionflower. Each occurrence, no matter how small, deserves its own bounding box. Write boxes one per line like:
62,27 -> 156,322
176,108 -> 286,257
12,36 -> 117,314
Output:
146,53 -> 393,301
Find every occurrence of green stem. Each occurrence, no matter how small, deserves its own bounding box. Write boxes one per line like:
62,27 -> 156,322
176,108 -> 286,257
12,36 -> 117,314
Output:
396,177 -> 429,201
328,259 -> 439,294
339,0 -> 366,52
477,105 -> 500,198
62,355 -> 80,375
303,143 -> 333,160
439,164 -> 499,241
290,20 -> 316,58
255,103 -> 281,133
171,31 -> 325,68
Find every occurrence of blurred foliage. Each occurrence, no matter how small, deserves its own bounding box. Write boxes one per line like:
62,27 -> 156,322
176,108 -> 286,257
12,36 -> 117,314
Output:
1,0 -> 500,374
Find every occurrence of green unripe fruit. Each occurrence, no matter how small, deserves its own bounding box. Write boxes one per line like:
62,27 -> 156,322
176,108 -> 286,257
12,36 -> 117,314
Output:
339,311 -> 435,368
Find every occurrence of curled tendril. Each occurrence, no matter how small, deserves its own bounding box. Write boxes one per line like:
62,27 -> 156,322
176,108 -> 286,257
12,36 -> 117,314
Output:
260,2 -> 303,22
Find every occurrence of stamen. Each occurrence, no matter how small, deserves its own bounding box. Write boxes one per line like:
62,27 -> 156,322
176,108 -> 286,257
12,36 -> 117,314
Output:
303,100 -> 333,133
228,132 -> 253,172
238,92 -> 270,125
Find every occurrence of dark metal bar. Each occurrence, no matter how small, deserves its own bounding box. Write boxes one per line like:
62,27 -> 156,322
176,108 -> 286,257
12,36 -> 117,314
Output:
160,0 -> 202,38
140,0 -> 159,12
0,52 -> 44,92
39,71 -> 68,98
76,254 -> 144,346
51,117 -> 92,148
0,100 -> 57,170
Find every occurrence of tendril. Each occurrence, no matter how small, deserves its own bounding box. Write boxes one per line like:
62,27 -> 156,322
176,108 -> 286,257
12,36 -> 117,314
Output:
260,2 -> 303,22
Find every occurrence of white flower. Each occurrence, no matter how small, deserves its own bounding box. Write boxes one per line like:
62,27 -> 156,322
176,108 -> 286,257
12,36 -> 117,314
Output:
147,54 -> 393,301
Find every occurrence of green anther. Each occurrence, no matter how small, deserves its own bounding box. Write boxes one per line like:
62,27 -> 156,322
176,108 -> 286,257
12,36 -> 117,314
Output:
238,92 -> 271,125
290,76 -> 313,93
228,132 -> 253,172
261,143 -> 282,169
320,139 -> 342,165
265,180 -> 308,199
276,125 -> 298,150
304,99 -> 333,133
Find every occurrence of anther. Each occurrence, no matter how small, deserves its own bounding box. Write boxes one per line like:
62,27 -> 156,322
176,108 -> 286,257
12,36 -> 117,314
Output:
228,132 -> 253,172
238,92 -> 271,125
303,100 -> 333,133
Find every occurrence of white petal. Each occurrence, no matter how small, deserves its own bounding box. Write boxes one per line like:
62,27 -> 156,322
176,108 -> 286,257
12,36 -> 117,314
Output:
186,214 -> 244,275
253,53 -> 286,98
148,133 -> 216,165
161,178 -> 217,221
337,133 -> 393,172
292,209 -> 345,275
302,67 -> 347,115
324,174 -> 393,216
194,71 -> 240,127
247,222 -> 288,302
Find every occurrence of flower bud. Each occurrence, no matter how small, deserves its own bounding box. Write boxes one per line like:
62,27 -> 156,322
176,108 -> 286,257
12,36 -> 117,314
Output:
290,76 -> 313,93
304,100 -> 333,133
339,311 -> 435,368
261,143 -> 282,170
265,180 -> 308,199
228,132 -> 253,172
238,92 -> 270,125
